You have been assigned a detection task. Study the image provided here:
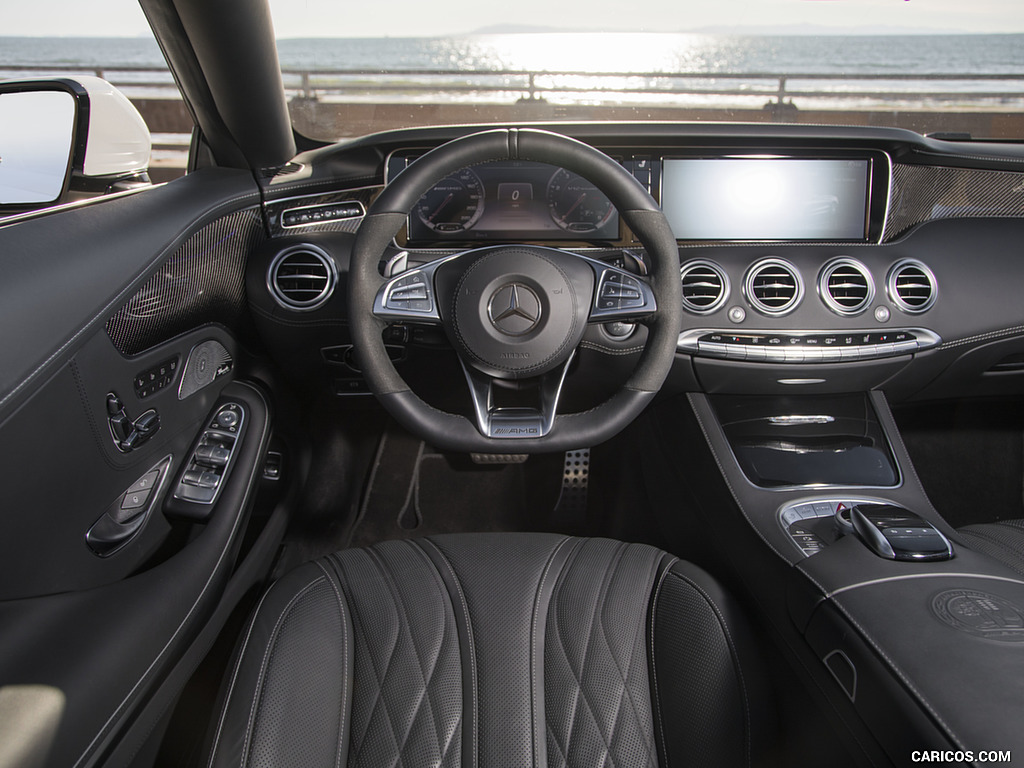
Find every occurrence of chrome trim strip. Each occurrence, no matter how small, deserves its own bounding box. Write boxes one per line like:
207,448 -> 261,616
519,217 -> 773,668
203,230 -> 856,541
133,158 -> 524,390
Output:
677,327 -> 941,363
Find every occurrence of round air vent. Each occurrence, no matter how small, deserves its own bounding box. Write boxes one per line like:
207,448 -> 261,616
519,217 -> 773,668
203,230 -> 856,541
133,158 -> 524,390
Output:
680,260 -> 729,314
267,244 -> 338,311
819,257 -> 874,316
887,259 -> 937,313
744,258 -> 803,316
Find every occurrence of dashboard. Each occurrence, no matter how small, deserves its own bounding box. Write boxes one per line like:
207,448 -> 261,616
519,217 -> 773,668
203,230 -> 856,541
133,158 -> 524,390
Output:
249,122 -> 1024,407
389,148 -> 889,246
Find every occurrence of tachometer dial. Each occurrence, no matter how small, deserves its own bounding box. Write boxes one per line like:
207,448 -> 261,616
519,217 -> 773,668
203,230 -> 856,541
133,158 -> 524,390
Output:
415,168 -> 485,233
546,169 -> 614,233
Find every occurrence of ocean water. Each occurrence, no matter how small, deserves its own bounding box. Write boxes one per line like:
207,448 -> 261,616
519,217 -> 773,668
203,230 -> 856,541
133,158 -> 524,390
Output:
2,33 -> 1023,110
2,33 -> 1022,75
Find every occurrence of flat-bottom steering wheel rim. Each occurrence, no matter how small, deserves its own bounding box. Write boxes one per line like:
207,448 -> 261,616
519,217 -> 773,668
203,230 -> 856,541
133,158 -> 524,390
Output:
350,128 -> 682,453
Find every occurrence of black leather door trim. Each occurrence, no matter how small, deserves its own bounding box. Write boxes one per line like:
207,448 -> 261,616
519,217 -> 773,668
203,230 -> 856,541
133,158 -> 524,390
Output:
0,381 -> 272,768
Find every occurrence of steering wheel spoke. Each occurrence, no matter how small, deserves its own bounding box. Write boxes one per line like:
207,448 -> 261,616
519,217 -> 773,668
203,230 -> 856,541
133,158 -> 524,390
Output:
586,261 -> 657,323
372,254 -> 457,324
460,354 -> 574,439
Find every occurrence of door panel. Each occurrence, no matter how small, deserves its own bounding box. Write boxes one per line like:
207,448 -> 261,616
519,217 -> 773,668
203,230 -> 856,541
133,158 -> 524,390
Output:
0,170 -> 283,767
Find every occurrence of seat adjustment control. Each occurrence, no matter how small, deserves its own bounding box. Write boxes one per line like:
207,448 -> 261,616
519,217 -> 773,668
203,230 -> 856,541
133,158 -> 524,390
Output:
106,392 -> 161,453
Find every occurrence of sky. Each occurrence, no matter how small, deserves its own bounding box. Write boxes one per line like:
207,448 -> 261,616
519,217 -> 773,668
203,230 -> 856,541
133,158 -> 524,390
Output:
1,0 -> 1022,37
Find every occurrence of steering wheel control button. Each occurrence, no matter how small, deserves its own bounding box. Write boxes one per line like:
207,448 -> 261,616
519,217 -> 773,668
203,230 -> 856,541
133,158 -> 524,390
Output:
488,283 -> 542,336
384,271 -> 434,314
592,269 -> 653,317
678,328 -> 939,363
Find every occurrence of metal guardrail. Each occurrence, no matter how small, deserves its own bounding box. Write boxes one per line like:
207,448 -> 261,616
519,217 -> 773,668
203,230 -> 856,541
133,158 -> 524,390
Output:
4,64 -> 1024,108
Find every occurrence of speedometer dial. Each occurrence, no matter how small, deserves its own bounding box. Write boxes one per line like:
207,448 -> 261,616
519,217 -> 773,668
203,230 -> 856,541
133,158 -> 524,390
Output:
415,168 -> 485,233
546,169 -> 614,233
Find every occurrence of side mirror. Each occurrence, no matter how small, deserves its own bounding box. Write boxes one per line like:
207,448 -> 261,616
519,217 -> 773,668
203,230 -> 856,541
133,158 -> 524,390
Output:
0,76 -> 152,213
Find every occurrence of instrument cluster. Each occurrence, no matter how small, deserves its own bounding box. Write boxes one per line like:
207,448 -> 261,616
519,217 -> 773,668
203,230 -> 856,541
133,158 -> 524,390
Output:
387,155 -> 620,244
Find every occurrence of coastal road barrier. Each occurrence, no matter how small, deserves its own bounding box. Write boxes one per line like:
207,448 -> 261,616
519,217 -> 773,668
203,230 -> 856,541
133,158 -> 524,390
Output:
4,64 -> 1024,112
6,65 -> 1024,178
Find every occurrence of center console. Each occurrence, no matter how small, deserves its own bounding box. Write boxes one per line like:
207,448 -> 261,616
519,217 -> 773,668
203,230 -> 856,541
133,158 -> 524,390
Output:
685,390 -> 1024,764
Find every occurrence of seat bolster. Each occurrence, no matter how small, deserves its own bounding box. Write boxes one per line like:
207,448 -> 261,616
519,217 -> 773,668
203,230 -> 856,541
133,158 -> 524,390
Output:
650,560 -> 774,768
206,561 -> 353,768
958,520 -> 1024,577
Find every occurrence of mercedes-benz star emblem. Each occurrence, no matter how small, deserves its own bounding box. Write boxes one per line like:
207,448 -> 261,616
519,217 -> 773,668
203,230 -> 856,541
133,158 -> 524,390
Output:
487,283 -> 542,336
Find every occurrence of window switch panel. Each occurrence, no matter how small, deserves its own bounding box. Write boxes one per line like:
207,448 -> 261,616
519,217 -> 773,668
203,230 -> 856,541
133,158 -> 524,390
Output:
170,403 -> 245,518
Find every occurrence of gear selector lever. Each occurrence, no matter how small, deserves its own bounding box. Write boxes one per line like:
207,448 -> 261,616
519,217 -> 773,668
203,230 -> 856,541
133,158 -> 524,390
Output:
850,503 -> 954,562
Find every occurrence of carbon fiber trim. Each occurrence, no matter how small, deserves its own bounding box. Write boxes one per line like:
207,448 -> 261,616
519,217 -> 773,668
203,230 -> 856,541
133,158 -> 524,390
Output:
105,208 -> 265,356
886,163 -> 1024,240
264,188 -> 378,236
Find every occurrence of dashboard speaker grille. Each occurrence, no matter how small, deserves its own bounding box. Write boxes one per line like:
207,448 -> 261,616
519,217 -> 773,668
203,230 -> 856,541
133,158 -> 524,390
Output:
820,258 -> 873,315
268,245 -> 337,311
888,259 -> 937,313
681,260 -> 728,314
106,208 -> 264,356
745,259 -> 802,316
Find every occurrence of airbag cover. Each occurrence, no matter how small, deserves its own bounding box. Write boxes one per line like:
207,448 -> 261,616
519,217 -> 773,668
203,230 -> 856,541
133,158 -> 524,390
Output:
446,247 -> 592,378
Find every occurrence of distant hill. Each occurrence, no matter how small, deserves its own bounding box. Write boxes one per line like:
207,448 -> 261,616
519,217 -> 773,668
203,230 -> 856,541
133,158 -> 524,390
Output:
467,23 -> 1008,36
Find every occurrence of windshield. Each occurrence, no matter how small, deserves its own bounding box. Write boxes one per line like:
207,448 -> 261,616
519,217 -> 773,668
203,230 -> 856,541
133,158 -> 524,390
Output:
267,0 -> 1024,142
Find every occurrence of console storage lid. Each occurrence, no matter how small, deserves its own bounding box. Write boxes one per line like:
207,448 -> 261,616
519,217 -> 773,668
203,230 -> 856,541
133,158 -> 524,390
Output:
791,535 -> 1024,759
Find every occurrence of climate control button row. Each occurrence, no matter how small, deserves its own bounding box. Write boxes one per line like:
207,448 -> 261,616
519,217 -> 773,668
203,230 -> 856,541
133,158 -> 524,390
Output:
677,328 -> 940,363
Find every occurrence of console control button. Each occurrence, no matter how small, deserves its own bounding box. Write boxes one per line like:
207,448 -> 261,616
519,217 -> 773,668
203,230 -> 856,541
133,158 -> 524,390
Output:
126,470 -> 160,495
120,488 -> 152,511
681,329 -> 936,363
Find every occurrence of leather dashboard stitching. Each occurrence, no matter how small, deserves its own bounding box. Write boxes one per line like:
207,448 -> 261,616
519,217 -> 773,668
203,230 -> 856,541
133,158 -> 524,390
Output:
938,326 -> 1024,350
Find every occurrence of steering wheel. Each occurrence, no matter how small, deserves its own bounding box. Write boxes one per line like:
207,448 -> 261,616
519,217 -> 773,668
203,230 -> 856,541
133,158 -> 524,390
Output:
350,128 -> 681,453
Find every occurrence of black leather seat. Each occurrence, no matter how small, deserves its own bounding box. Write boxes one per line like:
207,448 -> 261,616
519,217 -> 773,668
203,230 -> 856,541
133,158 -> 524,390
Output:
206,533 -> 771,767
958,519 -> 1024,576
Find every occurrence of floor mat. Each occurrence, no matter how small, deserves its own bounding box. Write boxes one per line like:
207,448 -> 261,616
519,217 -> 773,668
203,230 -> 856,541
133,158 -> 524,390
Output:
345,429 -> 567,549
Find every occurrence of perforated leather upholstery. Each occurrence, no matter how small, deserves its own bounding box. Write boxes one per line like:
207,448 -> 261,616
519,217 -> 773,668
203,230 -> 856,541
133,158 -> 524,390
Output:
959,519 -> 1024,577
208,534 -> 770,768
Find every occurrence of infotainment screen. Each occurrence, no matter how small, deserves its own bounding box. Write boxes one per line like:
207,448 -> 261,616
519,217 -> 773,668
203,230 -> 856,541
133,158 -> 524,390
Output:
661,158 -> 871,241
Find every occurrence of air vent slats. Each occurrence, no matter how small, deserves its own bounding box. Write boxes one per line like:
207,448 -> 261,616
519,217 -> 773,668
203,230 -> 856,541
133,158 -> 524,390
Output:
268,245 -> 337,311
745,259 -> 802,316
887,260 -> 937,313
680,261 -> 729,314
819,258 -> 873,315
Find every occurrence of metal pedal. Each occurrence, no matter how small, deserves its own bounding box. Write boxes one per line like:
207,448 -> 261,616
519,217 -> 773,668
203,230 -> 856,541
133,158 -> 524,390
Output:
553,449 -> 590,525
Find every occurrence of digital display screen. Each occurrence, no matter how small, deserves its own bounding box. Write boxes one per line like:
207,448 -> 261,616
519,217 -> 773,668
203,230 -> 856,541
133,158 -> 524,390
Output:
401,160 -> 619,243
661,158 -> 870,241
